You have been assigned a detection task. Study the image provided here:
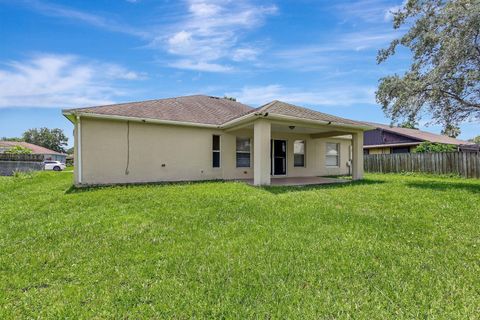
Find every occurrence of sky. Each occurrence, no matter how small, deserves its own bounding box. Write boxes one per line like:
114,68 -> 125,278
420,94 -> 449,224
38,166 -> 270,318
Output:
0,0 -> 478,147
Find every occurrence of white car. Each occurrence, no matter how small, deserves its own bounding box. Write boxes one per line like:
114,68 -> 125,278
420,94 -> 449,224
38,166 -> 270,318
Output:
44,161 -> 66,171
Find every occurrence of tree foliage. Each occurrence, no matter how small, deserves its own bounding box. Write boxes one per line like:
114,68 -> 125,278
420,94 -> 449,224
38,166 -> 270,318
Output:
1,137 -> 23,142
413,141 -> 457,153
440,123 -> 461,138
398,115 -> 419,129
22,128 -> 68,153
4,145 -> 32,154
469,135 -> 480,143
377,0 -> 480,135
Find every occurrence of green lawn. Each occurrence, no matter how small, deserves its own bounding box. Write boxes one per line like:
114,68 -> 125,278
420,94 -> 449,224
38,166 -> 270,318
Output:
1,172 -> 479,319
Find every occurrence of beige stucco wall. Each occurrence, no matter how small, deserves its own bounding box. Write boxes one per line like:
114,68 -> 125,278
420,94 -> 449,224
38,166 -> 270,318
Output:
76,117 -> 354,185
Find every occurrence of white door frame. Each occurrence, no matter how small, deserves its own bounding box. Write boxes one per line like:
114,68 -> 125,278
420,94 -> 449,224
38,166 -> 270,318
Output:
271,139 -> 287,176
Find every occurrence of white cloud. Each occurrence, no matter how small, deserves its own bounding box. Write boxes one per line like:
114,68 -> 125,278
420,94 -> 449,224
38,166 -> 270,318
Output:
189,2 -> 222,16
159,0 -> 277,71
225,84 -> 376,107
232,47 -> 260,61
19,0 -> 147,38
384,2 -> 405,21
0,54 -> 144,108
334,0 -> 403,24
169,60 -> 232,72
15,1 -> 276,72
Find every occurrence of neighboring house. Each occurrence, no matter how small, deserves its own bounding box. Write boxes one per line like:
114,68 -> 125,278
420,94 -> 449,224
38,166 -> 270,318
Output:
363,122 -> 476,154
63,95 -> 372,186
0,141 -> 67,162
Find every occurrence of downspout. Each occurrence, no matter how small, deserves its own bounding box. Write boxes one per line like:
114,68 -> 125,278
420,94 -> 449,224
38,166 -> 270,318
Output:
76,115 -> 82,184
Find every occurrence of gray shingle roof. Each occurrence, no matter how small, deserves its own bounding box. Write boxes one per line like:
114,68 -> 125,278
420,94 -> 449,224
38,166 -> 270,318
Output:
64,95 -> 368,128
251,100 -> 365,126
65,95 -> 253,125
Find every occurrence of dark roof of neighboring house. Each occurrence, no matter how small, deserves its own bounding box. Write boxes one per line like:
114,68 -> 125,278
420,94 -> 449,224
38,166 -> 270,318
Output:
65,95 -> 254,125
364,122 -> 474,146
0,141 -> 65,155
64,95 -> 368,128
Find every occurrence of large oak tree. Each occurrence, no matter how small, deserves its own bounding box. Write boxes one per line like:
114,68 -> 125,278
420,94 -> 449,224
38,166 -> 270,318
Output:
376,0 -> 480,138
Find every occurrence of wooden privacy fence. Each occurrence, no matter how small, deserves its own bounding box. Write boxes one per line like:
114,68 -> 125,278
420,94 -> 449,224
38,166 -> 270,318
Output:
364,152 -> 480,178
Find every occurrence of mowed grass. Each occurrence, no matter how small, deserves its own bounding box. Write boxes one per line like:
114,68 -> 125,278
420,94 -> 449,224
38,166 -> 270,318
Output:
0,172 -> 479,319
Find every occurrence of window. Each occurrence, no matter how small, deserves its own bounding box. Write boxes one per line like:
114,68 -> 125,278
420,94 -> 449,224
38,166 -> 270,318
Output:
293,140 -> 305,167
326,143 -> 340,167
391,146 -> 410,154
212,135 -> 220,168
236,137 -> 251,167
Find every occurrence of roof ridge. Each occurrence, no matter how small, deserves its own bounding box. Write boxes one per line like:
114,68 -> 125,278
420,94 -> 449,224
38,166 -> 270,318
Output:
255,100 -> 278,113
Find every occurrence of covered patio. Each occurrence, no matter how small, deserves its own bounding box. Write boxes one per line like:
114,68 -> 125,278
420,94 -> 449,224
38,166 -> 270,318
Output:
222,101 -> 371,186
240,176 -> 350,186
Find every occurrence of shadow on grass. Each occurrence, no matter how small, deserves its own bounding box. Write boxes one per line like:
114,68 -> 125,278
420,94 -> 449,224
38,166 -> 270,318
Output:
406,181 -> 480,194
64,179 -> 231,194
262,179 -> 386,195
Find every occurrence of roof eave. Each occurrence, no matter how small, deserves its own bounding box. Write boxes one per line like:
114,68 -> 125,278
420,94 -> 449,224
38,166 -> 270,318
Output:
221,112 -> 373,131
264,113 -> 374,131
65,111 -> 221,129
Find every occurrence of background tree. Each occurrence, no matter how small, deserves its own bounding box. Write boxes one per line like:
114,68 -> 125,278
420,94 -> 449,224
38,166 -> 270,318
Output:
1,136 -> 23,142
441,124 -> 461,138
376,0 -> 480,137
413,141 -> 457,153
398,114 -> 419,129
22,128 -> 68,153
4,145 -> 32,154
468,135 -> 480,144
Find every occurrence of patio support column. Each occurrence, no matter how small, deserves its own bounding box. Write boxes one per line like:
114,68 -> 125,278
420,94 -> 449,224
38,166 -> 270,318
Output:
352,132 -> 364,180
253,119 -> 271,186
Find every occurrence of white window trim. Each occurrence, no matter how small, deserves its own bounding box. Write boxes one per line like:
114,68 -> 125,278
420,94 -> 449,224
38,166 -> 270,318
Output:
326,142 -> 340,168
212,135 -> 221,169
293,140 -> 306,168
236,137 -> 251,168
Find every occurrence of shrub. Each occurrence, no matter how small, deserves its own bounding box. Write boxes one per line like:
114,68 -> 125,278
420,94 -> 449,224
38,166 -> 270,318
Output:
4,145 -> 32,154
412,142 -> 457,153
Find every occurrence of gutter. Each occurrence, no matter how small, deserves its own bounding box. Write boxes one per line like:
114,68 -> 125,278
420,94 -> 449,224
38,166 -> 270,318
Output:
62,111 -> 220,129
364,142 -> 421,149
255,113 -> 374,131
76,115 -> 82,184
62,110 -> 374,131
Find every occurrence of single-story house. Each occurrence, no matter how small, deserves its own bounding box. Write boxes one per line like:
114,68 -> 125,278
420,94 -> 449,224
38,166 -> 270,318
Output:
63,95 -> 373,186
363,122 -> 477,154
0,141 -> 67,162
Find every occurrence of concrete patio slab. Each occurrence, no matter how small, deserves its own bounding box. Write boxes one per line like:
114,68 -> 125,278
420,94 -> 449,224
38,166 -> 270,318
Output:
239,176 -> 349,186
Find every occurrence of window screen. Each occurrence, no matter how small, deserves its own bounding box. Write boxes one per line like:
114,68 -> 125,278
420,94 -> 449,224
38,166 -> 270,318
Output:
236,137 -> 251,167
294,140 -> 305,167
326,143 -> 340,167
212,135 -> 220,168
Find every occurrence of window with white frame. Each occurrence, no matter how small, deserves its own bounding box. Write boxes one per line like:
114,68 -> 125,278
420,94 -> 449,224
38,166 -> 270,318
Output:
293,140 -> 305,167
236,137 -> 251,167
212,135 -> 220,168
326,142 -> 340,167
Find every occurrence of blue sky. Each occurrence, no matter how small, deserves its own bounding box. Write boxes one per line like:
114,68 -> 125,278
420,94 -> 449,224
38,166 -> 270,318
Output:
0,0 -> 478,146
